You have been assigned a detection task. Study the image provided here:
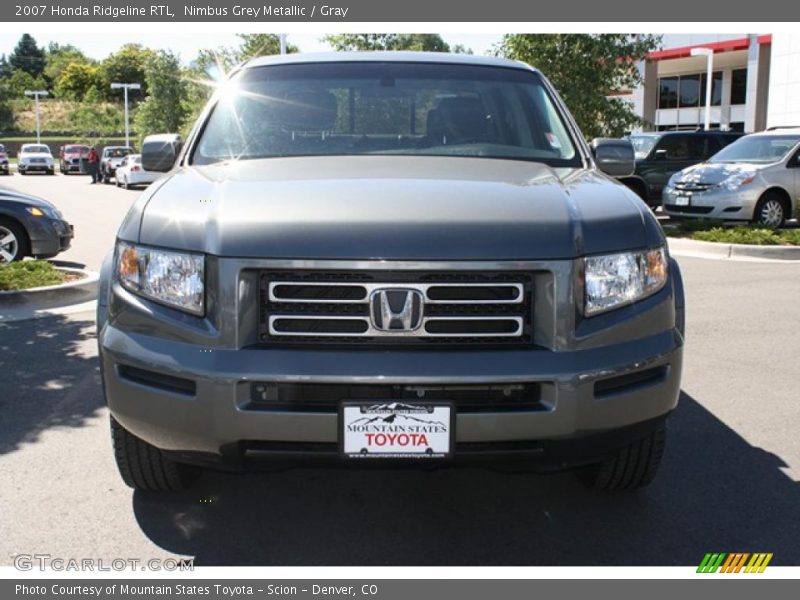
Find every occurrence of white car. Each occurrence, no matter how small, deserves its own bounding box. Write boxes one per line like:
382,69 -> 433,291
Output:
114,154 -> 160,189
17,144 -> 55,175
663,128 -> 800,227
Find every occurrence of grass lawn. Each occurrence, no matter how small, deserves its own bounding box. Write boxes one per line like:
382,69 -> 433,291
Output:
0,260 -> 66,291
665,219 -> 800,246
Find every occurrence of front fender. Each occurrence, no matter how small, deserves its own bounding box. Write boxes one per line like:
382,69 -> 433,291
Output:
96,251 -> 114,335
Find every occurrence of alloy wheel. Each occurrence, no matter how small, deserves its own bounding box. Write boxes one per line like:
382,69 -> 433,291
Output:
758,199 -> 785,228
0,225 -> 19,263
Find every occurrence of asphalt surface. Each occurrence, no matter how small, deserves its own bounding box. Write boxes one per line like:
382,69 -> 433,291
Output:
1,173 -> 799,567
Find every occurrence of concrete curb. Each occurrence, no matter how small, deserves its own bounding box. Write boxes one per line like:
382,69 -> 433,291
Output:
0,267 -> 99,310
667,236 -> 800,262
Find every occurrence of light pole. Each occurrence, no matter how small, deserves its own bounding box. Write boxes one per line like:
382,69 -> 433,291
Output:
690,47 -> 714,131
110,83 -> 141,148
279,34 -> 287,55
24,90 -> 49,143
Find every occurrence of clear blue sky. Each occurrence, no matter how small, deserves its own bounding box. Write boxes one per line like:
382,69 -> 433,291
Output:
0,32 -> 503,63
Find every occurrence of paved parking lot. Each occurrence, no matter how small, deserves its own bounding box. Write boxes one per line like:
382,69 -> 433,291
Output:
1,173 -> 799,566
0,170 -> 141,271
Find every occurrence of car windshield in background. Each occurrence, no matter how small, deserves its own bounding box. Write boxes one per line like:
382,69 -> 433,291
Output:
25,145 -> 50,153
66,146 -> 89,153
628,134 -> 659,159
193,62 -> 580,166
710,135 -> 800,163
107,148 -> 131,157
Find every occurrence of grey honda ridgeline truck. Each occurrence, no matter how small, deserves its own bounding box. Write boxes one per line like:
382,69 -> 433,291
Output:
97,53 -> 684,492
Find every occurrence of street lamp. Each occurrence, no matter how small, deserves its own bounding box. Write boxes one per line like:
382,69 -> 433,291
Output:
690,47 -> 714,131
23,90 -> 49,143
110,82 -> 141,148
279,33 -> 287,55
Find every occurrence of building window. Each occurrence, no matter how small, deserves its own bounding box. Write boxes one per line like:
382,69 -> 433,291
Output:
731,69 -> 748,105
729,121 -> 745,132
700,71 -> 723,106
659,77 -> 678,109
659,72 -> 723,110
679,74 -> 701,108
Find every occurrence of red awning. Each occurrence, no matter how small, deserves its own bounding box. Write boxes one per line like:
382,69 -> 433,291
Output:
647,35 -> 772,61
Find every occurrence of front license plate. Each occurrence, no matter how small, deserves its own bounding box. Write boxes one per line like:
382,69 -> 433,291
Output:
341,402 -> 453,458
673,195 -> 691,206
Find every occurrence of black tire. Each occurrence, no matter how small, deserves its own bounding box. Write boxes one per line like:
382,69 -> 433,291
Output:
753,191 -> 787,228
110,416 -> 197,492
47,169 -> 54,175
0,217 -> 30,263
576,426 -> 666,491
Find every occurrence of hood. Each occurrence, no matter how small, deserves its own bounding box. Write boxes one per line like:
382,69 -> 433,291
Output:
677,161 -> 764,185
20,152 -> 52,159
0,187 -> 58,210
132,156 -> 657,261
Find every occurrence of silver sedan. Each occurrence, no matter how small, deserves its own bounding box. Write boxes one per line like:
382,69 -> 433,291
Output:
663,130 -> 800,227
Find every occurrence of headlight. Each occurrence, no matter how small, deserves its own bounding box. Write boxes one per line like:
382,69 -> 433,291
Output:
584,247 -> 668,316
116,242 -> 205,315
717,172 -> 755,191
25,206 -> 62,219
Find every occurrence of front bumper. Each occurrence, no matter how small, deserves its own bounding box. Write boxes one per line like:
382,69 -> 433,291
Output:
19,163 -> 53,173
662,186 -> 760,220
29,218 -> 74,257
101,323 -> 682,470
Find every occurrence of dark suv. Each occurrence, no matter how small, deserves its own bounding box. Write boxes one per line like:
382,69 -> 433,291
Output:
97,53 -> 685,493
621,131 -> 742,207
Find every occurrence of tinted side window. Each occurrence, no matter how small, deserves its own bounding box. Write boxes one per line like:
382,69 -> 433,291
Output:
657,136 -> 690,160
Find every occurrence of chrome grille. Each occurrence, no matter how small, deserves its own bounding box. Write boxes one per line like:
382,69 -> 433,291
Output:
259,271 -> 533,346
673,181 -> 715,193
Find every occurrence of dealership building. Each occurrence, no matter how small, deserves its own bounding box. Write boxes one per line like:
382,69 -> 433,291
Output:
628,33 -> 800,133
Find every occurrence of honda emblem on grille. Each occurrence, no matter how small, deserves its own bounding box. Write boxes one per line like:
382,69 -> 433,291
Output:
370,288 -> 424,332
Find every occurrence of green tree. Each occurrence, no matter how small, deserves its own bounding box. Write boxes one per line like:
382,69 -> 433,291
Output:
0,54 -> 10,80
237,34 -> 298,60
2,69 -> 47,97
101,44 -> 154,100
498,34 -> 661,138
9,34 -> 46,77
322,34 -> 451,52
44,43 -> 92,85
54,62 -> 104,101
134,50 -> 188,138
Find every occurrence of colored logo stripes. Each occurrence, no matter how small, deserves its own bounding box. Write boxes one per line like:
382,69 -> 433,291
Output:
697,553 -> 773,573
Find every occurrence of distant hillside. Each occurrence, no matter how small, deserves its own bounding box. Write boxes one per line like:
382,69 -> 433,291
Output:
5,98 -> 132,137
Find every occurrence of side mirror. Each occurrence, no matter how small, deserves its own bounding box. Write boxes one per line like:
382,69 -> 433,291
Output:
590,138 -> 635,177
142,134 -> 182,173
653,149 -> 668,161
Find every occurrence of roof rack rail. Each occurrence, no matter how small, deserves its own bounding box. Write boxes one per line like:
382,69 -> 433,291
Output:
766,125 -> 800,131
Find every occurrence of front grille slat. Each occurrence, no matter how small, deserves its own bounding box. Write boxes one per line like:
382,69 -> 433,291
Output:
259,270 -> 534,347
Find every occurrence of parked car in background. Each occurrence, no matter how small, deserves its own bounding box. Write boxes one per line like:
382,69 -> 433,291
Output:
0,187 -> 73,263
0,144 -> 9,175
98,52 -> 684,494
114,154 -> 160,189
59,144 -> 91,174
17,144 -> 55,175
620,131 -> 742,208
663,129 -> 800,227
100,146 -> 134,183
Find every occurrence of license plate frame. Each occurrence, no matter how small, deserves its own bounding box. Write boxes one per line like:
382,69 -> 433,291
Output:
340,401 -> 455,459
673,194 -> 691,207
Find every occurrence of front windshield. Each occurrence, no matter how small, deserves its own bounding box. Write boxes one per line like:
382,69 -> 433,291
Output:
629,135 -> 660,159
710,135 -> 800,164
66,146 -> 88,153
193,62 -> 580,166
25,145 -> 49,154
108,148 -> 131,157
